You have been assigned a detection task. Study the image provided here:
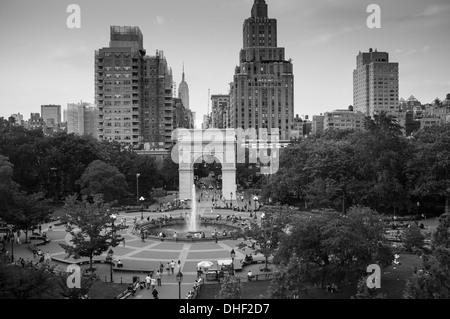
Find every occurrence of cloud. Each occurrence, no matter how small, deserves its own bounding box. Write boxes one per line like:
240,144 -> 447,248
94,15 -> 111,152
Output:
156,16 -> 165,25
302,25 -> 361,46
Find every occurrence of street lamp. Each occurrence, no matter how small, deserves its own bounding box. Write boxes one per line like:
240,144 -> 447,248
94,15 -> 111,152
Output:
10,229 -> 14,263
230,249 -> 236,276
253,196 -> 258,211
261,212 -> 269,272
230,192 -> 233,206
176,270 -> 183,299
136,173 -> 140,207
110,213 -> 117,234
140,197 -> 145,220
106,248 -> 114,282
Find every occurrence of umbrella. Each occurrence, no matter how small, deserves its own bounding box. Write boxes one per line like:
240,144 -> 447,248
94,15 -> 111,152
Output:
197,261 -> 214,268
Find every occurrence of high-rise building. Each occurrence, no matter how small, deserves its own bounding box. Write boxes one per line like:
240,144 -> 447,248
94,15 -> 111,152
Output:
178,64 -> 190,110
229,0 -> 294,140
142,51 -> 173,150
211,94 -> 230,129
353,48 -> 399,116
66,102 -> 99,136
96,26 -> 146,148
41,105 -> 61,126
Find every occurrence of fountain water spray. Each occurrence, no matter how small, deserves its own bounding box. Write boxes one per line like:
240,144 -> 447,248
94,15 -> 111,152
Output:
187,184 -> 197,232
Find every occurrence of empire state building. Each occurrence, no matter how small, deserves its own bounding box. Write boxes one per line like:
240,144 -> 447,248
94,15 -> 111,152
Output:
229,0 -> 294,140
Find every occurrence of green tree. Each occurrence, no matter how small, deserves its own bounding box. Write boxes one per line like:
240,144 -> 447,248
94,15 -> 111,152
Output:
268,255 -> 308,299
0,155 -> 20,214
407,124 -> 450,215
403,224 -> 425,252
218,275 -> 242,299
275,206 -> 392,289
5,192 -> 53,243
55,272 -> 95,299
403,213 -> 450,298
351,276 -> 386,299
79,160 -> 128,203
60,195 -> 123,270
0,263 -> 57,299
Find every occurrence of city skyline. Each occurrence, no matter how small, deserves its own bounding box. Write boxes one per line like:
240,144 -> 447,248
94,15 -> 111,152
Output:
1,0 -> 450,127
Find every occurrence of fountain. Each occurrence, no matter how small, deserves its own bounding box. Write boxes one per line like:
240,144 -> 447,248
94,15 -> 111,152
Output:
139,184 -> 240,241
187,184 -> 198,232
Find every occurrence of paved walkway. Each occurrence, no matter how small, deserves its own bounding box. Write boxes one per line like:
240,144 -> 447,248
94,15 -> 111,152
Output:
7,196 -> 268,299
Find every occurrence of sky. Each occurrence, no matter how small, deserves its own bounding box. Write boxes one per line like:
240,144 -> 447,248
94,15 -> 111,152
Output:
1,0 -> 449,127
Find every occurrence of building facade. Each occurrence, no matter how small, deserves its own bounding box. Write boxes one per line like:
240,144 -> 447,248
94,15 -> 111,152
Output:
229,0 -> 294,139
211,94 -> 230,129
96,26 -> 146,148
142,51 -> 173,150
353,48 -> 399,116
323,110 -> 365,131
312,115 -> 325,135
41,105 -> 61,126
66,102 -> 99,136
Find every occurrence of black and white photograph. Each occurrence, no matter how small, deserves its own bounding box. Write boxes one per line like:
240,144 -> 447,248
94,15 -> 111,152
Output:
1,0 -> 450,307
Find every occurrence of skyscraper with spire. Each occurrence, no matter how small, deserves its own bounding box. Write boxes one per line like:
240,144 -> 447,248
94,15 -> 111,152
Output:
229,0 -> 294,140
178,64 -> 190,110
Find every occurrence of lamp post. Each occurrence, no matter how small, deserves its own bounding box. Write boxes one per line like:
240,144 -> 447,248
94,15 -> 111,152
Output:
10,229 -> 14,263
136,173 -> 140,207
253,196 -> 258,211
107,248 -> 114,282
230,192 -> 233,206
140,197 -> 145,220
110,212 -> 117,235
230,249 -> 236,276
176,270 -> 183,299
261,212 -> 268,272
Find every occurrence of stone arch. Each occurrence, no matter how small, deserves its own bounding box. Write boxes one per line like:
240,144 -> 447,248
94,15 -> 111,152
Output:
177,129 -> 236,201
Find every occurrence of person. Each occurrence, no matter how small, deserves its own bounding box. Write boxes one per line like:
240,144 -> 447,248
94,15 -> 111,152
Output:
156,270 -> 162,286
150,276 -> 157,291
170,260 -> 176,274
166,262 -> 171,275
247,270 -> 253,281
145,274 -> 151,289
122,238 -> 126,247
117,260 -> 123,268
174,231 -> 178,243
331,283 -> 338,293
45,252 -> 51,264
152,288 -> 159,299
177,260 -> 181,271
159,262 -> 164,274
326,283 -> 331,293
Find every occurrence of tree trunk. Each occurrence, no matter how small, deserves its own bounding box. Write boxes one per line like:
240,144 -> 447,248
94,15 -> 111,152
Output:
90,256 -> 93,271
342,193 -> 346,215
321,268 -> 328,289
445,196 -> 450,215
25,227 -> 28,243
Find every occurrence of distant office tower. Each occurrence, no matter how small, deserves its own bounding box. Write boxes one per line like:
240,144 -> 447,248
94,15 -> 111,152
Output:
96,26 -> 146,148
211,94 -> 230,129
41,105 -> 61,126
353,48 -> 399,116
229,0 -> 294,139
66,102 -> 99,136
142,51 -> 173,150
178,64 -> 190,110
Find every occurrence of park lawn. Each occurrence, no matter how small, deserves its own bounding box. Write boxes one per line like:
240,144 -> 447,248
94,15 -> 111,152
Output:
198,281 -> 271,299
377,253 -> 423,299
197,254 -> 423,299
88,282 -> 128,299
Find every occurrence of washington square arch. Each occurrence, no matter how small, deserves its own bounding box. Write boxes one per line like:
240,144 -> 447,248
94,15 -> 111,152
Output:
171,128 -> 282,201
